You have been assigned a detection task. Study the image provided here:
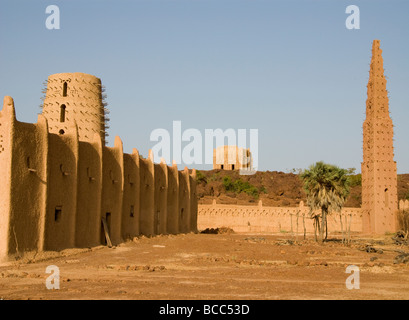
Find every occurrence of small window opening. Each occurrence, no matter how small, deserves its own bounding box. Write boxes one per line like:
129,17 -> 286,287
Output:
232,164 -> 235,170
63,82 -> 68,97
385,188 -> 389,207
27,156 -> 37,172
130,205 -> 134,218
221,164 -> 224,170
59,129 -> 65,135
55,206 -> 62,222
181,208 -> 184,220
60,104 -> 66,122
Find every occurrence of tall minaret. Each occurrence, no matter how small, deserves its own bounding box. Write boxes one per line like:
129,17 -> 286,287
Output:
42,73 -> 109,145
361,40 -> 398,234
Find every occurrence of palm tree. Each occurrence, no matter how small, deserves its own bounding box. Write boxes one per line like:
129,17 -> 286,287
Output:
301,161 -> 351,243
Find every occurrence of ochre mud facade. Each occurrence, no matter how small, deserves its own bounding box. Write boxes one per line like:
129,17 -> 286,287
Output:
361,40 -> 398,234
0,73 -> 198,262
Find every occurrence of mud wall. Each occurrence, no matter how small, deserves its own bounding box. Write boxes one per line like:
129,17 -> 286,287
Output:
198,201 -> 363,234
0,97 -> 198,262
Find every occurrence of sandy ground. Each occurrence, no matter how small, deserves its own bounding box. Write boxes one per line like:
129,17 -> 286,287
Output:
0,232 -> 408,300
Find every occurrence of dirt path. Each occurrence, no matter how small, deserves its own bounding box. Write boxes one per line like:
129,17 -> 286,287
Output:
0,233 -> 408,300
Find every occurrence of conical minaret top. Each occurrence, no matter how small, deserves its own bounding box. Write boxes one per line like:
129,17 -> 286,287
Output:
363,40 -> 394,163
366,40 -> 389,118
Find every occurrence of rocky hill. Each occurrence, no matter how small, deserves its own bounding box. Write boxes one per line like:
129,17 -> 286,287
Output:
196,169 -> 409,208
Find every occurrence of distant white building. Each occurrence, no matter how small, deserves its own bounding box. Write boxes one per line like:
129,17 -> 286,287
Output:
213,145 -> 252,171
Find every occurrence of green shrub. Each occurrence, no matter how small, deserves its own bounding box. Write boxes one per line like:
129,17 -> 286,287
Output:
222,176 -> 234,191
259,186 -> 268,194
349,174 -> 362,187
222,176 -> 259,198
196,170 -> 207,183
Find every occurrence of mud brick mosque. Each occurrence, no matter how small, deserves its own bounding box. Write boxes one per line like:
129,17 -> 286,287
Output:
0,72 -> 198,262
0,39 -> 402,262
361,40 -> 398,234
198,40 -> 402,236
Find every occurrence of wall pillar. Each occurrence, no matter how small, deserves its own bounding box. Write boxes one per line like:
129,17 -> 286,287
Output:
101,136 -> 124,245
0,97 -> 15,261
121,148 -> 141,239
154,159 -> 168,235
75,132 -> 103,247
178,167 -> 191,233
44,120 -> 79,251
166,161 -> 179,234
139,150 -> 155,236
189,169 -> 198,233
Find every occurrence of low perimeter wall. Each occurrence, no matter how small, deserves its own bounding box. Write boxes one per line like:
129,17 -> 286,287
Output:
198,200 -> 364,234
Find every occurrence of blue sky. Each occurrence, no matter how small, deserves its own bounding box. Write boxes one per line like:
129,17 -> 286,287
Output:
1,0 -> 408,173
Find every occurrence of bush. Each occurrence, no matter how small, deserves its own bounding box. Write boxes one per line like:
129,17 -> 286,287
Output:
222,176 -> 259,198
196,170 -> 207,183
259,186 -> 268,194
349,174 -> 362,187
222,176 -> 234,191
